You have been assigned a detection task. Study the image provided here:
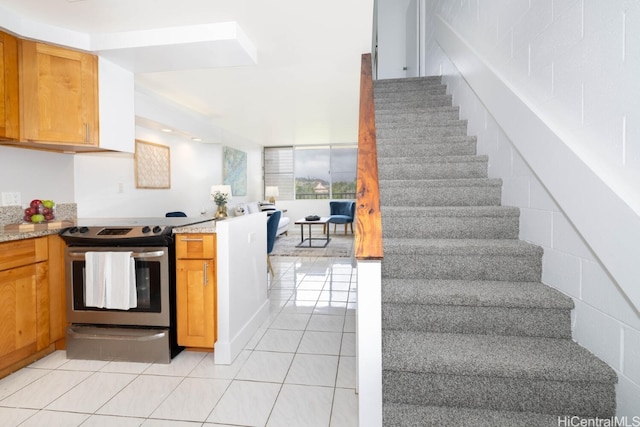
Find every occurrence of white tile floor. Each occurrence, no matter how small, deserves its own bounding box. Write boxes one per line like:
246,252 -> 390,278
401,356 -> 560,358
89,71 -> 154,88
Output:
0,255 -> 358,427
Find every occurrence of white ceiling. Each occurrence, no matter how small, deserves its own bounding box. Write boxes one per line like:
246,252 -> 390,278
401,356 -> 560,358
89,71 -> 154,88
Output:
0,0 -> 375,147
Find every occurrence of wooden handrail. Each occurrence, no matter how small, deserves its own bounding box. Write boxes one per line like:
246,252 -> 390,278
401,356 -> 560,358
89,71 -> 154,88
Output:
355,53 -> 383,260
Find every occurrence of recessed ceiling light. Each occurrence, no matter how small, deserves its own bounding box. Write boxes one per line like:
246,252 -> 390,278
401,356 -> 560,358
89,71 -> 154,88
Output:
161,128 -> 173,133
191,137 -> 202,142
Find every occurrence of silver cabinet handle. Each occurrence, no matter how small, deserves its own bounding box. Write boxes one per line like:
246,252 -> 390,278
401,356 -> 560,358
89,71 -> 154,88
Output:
204,261 -> 209,287
85,123 -> 90,142
180,237 -> 204,242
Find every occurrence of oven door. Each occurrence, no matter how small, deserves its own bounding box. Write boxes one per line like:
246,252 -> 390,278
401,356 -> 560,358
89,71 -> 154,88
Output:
65,246 -> 170,327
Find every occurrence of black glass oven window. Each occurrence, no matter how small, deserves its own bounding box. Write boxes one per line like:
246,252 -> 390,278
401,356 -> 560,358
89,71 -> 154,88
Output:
72,259 -> 162,312
97,228 -> 132,235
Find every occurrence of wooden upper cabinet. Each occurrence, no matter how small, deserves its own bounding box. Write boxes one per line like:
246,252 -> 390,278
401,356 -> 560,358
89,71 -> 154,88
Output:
0,31 -> 19,140
19,40 -> 99,146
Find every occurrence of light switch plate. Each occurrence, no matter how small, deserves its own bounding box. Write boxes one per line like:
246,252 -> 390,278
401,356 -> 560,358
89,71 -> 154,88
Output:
1,192 -> 21,206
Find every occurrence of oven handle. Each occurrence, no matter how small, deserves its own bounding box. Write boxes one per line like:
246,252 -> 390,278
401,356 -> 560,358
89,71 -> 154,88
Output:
67,250 -> 165,260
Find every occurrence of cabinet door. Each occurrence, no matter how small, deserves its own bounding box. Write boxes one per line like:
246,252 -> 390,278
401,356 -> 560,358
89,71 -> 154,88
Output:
0,264 -> 38,368
0,31 -> 19,140
20,40 -> 99,145
47,235 -> 67,344
176,259 -> 216,348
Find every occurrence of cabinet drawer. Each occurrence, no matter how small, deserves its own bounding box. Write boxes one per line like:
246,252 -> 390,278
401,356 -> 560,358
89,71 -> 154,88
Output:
0,238 -> 47,271
175,234 -> 216,259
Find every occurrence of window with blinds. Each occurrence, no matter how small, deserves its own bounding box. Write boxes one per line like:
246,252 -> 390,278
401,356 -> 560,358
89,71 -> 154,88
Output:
264,147 -> 294,200
264,145 -> 357,200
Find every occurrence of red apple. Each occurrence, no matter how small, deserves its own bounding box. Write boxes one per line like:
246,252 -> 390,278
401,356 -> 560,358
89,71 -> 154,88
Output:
44,213 -> 54,221
24,215 -> 32,222
42,207 -> 51,215
25,207 -> 36,216
30,199 -> 42,209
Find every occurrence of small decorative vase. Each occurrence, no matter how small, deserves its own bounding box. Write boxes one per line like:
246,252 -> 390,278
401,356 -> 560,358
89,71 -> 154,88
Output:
215,204 -> 228,218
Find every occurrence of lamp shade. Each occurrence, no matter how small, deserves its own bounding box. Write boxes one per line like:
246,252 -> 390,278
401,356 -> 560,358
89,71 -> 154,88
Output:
265,186 -> 279,198
210,185 -> 233,201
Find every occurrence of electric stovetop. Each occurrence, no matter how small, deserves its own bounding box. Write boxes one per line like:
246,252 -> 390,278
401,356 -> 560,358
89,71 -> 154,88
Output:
59,216 -> 215,245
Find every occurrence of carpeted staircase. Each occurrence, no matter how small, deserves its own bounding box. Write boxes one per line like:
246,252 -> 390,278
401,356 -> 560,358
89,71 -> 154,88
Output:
376,77 -> 617,426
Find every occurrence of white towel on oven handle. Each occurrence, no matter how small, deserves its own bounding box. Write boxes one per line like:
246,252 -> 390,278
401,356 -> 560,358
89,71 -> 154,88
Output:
105,251 -> 138,310
84,252 -> 137,309
85,252 -> 107,308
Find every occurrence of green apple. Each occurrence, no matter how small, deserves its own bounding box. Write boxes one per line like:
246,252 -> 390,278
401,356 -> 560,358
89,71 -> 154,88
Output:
31,214 -> 45,223
42,200 -> 54,209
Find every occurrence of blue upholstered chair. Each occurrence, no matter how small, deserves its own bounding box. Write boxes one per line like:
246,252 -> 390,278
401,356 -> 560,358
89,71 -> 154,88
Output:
266,210 -> 282,276
328,201 -> 355,234
166,211 -> 187,217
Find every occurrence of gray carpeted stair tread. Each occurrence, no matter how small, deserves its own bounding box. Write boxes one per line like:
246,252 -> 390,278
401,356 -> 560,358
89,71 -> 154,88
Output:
381,279 -> 573,338
379,155 -> 488,180
375,106 -> 460,121
375,76 -> 442,86
375,86 -> 447,99
381,206 -> 519,239
382,239 -> 542,281
378,154 -> 488,165
375,96 -> 454,109
381,205 -> 519,218
375,78 -> 444,88
382,301 -> 572,338
382,330 -> 617,384
383,403 -> 564,427
377,140 -> 476,157
377,123 -> 467,138
382,238 -> 543,257
380,180 -> 502,207
376,117 -> 463,128
381,279 -> 574,309
380,177 -> 502,188
377,134 -> 477,146
375,76 -> 443,84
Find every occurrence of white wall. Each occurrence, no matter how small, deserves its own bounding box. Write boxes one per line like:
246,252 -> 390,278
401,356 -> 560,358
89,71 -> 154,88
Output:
0,146 -> 75,208
74,126 -> 263,218
422,0 -> 640,416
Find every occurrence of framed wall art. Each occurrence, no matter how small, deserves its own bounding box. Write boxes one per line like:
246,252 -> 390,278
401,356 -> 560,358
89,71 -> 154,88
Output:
134,140 -> 171,189
223,146 -> 247,196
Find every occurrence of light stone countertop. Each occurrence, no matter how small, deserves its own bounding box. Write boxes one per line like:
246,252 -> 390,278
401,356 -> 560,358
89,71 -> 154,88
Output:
172,219 -> 217,234
0,226 -> 71,243
0,203 -> 78,243
0,216 -> 220,243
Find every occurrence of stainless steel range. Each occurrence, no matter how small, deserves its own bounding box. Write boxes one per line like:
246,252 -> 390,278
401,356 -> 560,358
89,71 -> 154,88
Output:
59,217 -> 211,364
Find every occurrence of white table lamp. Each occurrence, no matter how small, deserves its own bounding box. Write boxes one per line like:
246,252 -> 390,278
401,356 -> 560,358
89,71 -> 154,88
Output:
265,186 -> 279,204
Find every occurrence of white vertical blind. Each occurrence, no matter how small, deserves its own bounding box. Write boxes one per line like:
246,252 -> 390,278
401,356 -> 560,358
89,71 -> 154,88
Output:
264,147 -> 294,200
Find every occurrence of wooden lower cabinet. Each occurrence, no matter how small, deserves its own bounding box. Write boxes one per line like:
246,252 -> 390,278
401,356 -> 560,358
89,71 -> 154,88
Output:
0,263 -> 38,366
175,234 -> 217,348
0,235 -> 69,377
0,237 -> 50,373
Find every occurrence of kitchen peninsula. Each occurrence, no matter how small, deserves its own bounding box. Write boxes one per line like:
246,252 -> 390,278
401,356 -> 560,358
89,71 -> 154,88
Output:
173,212 -> 269,365
0,208 -> 268,371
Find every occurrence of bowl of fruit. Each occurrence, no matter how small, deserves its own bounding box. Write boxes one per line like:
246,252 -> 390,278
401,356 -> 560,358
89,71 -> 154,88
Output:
24,199 -> 55,223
